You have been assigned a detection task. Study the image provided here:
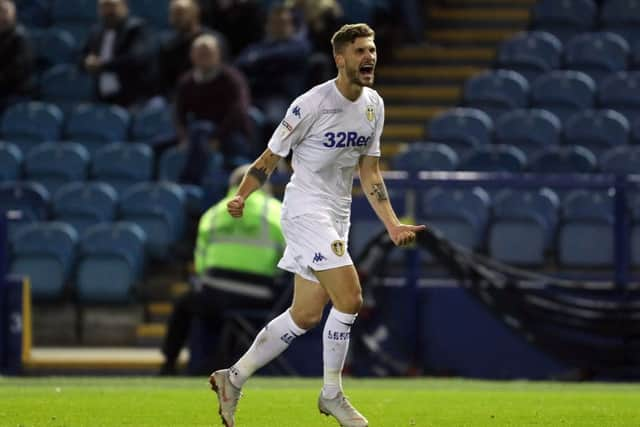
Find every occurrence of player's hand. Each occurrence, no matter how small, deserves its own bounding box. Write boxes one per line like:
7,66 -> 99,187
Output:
227,195 -> 245,218
388,223 -> 426,247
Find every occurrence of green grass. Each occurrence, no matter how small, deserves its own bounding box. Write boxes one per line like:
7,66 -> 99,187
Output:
0,377 -> 639,426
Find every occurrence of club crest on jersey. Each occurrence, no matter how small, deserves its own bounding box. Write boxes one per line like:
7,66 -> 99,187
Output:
331,240 -> 345,257
366,105 -> 375,121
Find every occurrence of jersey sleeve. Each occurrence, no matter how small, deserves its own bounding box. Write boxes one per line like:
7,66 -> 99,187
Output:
365,95 -> 384,157
267,99 -> 314,157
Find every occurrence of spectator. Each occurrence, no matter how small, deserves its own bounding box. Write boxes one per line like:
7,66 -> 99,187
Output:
0,0 -> 34,111
156,0 -> 227,98
235,4 -> 310,128
202,0 -> 264,57
175,34 -> 254,182
160,164 -> 285,375
82,0 -> 154,107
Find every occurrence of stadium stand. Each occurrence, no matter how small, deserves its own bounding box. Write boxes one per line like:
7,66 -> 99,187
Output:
462,69 -> 530,122
90,142 -> 154,193
598,71 -> 640,124
426,108 -> 493,156
459,145 -> 527,173
528,145 -> 598,173
494,109 -> 561,157
0,181 -> 49,239
391,142 -> 459,172
563,109 -> 630,155
1,101 -> 64,155
50,0 -> 97,44
65,103 -> 131,155
496,31 -> 562,84
600,0 -> 640,46
0,142 -> 22,182
563,32 -> 629,84
531,0 -> 598,43
530,70 -> 596,122
24,142 -> 90,195
52,181 -> 118,236
39,64 -> 93,112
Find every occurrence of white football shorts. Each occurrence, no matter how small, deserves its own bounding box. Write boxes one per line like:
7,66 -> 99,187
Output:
278,211 -> 353,283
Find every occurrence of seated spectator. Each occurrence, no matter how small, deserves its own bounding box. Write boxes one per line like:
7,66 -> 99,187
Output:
202,0 -> 264,58
235,4 -> 310,128
175,34 -> 254,182
82,0 -> 154,107
156,0 -> 227,98
160,164 -> 285,375
0,0 -> 34,112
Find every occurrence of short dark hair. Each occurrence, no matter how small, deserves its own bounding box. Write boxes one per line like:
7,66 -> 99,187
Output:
331,23 -> 375,55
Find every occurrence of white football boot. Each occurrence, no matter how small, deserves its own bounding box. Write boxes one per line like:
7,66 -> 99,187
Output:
318,391 -> 368,427
209,369 -> 242,427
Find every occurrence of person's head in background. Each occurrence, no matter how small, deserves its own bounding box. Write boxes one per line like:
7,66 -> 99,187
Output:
266,4 -> 295,41
190,34 -> 222,80
169,0 -> 200,34
98,0 -> 129,28
0,0 -> 16,33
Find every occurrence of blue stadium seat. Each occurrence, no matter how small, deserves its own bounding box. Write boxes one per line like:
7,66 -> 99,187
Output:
66,103 -> 131,154
563,32 -> 629,84
40,64 -> 93,112
51,0 -> 97,43
0,142 -> 22,182
459,145 -> 527,173
630,193 -> 640,267
531,71 -> 596,122
31,28 -> 77,71
632,115 -> 640,144
427,108 -> 493,155
463,69 -> 530,122
131,104 -> 176,143
488,188 -> 559,265
52,182 -> 118,235
528,145 -> 597,173
558,190 -> 614,267
17,0 -> 50,27
532,0 -> 597,43
24,142 -> 90,195
1,102 -> 64,153
564,109 -> 630,155
494,109 -> 561,156
119,182 -> 186,259
9,222 -> 78,300
601,0 -> 640,46
599,71 -> 640,124
417,186 -> 491,252
128,0 -> 170,29
76,222 -> 146,304
91,142 -> 154,193
0,181 -> 50,240
496,31 -> 562,83
600,146 -> 640,174
391,142 -> 459,172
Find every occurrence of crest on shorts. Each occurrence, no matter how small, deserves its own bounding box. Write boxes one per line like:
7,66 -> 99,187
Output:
331,240 -> 345,257
366,105 -> 375,122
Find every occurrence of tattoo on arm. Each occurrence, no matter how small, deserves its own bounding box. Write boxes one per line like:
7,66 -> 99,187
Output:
248,166 -> 269,184
369,183 -> 388,202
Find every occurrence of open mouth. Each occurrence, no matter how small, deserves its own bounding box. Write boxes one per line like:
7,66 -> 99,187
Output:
359,64 -> 375,77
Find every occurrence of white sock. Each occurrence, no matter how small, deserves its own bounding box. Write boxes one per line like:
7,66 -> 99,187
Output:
322,307 -> 357,399
229,309 -> 306,389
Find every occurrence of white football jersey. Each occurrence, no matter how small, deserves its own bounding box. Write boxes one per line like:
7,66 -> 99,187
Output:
268,79 -> 384,220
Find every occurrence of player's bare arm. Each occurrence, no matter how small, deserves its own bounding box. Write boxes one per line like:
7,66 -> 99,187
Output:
359,155 -> 426,246
227,148 -> 281,218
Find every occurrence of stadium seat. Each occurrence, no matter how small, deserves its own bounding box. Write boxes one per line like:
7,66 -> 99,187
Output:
24,142 -> 90,195
31,28 -> 77,71
459,145 -> 527,173
391,142 -> 459,172
119,182 -> 186,259
496,31 -> 562,83
600,146 -> 640,174
1,102 -> 64,153
9,222 -> 78,300
601,0 -> 640,46
531,0 -> 597,43
598,72 -> 640,124
51,0 -> 97,44
417,186 -> 491,252
488,188 -> 559,265
463,69 -> 530,122
558,190 -> 614,267
17,0 -> 50,28
564,110 -> 630,155
91,142 -> 154,193
0,142 -> 23,182
629,193 -> 640,267
40,65 -> 94,112
528,145 -> 598,173
494,109 -> 561,156
128,0 -> 170,30
131,104 -> 176,143
0,181 -> 50,240
52,182 -> 118,235
427,108 -> 493,155
65,103 -> 131,154
563,32 -> 629,84
531,71 -> 596,122
76,222 -> 146,303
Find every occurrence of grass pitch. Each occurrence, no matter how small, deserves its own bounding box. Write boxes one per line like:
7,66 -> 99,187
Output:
0,376 -> 638,426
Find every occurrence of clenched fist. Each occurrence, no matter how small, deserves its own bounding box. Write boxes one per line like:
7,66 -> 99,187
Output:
227,195 -> 245,218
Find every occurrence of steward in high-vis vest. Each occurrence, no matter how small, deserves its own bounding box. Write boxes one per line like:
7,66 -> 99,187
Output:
161,165 -> 285,375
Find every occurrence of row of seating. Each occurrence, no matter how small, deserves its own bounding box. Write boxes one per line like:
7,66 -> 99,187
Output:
532,0 -> 640,44
351,186 -> 640,269
9,220 -> 146,303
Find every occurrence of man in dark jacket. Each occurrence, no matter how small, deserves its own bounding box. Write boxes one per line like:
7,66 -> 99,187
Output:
82,0 -> 153,107
0,0 -> 33,111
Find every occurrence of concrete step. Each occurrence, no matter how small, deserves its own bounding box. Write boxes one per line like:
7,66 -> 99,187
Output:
429,7 -> 530,21
386,105 -> 449,121
442,0 -> 536,7
377,85 -> 461,103
426,28 -> 520,45
147,301 -> 173,323
393,45 -> 495,64
383,124 -> 425,141
377,65 -> 484,83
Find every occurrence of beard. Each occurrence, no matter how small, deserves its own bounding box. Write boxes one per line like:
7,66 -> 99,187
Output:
345,63 -> 374,87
